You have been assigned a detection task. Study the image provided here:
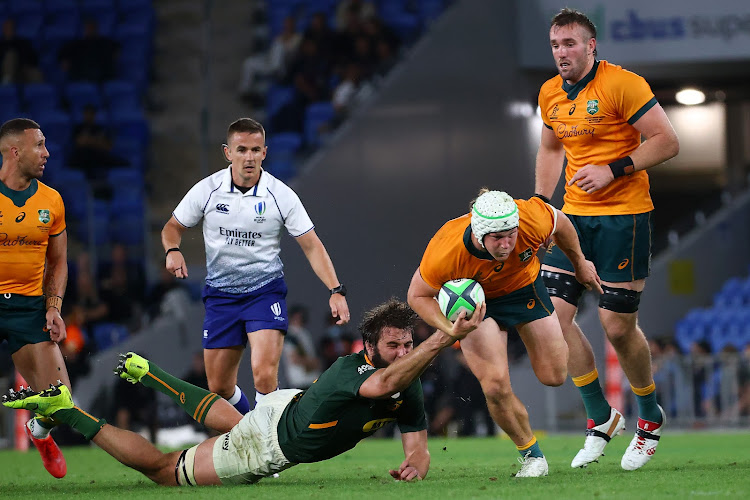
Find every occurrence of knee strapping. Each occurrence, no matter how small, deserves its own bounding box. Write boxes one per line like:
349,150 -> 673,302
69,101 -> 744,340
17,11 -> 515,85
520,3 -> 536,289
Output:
541,270 -> 585,306
175,445 -> 198,486
599,285 -> 641,313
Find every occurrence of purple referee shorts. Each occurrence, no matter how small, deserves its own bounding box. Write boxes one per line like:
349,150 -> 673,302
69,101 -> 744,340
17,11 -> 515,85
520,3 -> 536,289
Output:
201,278 -> 288,349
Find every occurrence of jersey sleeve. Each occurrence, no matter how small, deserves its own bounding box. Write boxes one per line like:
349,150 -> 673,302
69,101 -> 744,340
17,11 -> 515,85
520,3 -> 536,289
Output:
172,181 -> 206,228
396,380 -> 427,433
538,80 -> 555,129
609,69 -> 657,125
517,197 -> 556,246
50,191 -> 66,236
332,356 -> 378,397
281,187 -> 314,237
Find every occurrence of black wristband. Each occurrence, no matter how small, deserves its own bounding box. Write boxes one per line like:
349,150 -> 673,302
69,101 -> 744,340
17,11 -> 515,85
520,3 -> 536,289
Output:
532,193 -> 552,204
330,284 -> 347,296
608,156 -> 635,178
165,247 -> 181,257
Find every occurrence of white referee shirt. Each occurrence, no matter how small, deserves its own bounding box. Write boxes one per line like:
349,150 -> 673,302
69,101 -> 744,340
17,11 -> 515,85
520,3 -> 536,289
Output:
172,167 -> 314,293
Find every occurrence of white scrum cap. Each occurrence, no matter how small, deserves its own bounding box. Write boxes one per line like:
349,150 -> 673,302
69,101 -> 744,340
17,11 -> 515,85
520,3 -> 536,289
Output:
471,191 -> 519,248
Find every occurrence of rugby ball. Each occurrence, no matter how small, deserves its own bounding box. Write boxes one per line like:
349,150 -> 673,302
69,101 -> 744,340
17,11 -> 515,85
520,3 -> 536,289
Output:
438,279 -> 485,322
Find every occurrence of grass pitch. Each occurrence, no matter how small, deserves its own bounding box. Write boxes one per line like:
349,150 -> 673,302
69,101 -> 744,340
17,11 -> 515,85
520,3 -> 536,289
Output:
0,432 -> 748,499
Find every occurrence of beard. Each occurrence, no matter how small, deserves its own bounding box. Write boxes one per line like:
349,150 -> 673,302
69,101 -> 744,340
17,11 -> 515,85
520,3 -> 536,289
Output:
369,345 -> 389,368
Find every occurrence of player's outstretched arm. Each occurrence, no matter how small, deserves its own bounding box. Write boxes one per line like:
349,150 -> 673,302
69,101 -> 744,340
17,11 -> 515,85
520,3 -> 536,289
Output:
390,430 -> 429,481
359,299 -> 485,399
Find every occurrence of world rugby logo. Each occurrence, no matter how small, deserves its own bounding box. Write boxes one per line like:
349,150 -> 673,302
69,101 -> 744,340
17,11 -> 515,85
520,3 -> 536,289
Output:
270,302 -> 282,316
255,202 -> 266,216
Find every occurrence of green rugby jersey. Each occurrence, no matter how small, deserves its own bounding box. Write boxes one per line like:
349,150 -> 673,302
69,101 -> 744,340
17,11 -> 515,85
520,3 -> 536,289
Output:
277,350 -> 426,463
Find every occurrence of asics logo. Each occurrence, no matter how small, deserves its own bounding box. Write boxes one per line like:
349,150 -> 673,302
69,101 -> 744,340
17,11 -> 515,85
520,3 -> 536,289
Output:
618,259 -> 629,270
216,204 -> 229,213
527,299 -> 535,309
15,212 -> 25,223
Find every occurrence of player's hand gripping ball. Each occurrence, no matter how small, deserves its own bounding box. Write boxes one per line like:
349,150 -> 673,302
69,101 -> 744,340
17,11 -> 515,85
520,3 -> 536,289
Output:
438,279 -> 485,322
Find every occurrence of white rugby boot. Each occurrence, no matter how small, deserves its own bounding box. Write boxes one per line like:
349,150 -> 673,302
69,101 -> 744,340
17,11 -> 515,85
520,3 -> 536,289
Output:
514,452 -> 549,477
621,405 -> 666,471
571,407 -> 626,468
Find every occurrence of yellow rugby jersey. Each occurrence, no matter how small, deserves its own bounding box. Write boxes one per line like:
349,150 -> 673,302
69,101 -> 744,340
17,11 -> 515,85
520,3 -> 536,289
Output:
538,59 -> 657,216
419,198 -> 555,298
0,179 -> 66,296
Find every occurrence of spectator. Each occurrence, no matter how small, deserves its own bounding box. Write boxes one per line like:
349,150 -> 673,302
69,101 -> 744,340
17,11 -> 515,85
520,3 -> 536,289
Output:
144,267 -> 192,322
59,19 -> 119,83
335,0 -> 376,31
99,244 -> 145,333
238,15 -> 302,102
0,18 -> 42,84
69,252 -> 108,337
68,105 -> 128,183
59,304 -> 92,387
282,305 -> 321,389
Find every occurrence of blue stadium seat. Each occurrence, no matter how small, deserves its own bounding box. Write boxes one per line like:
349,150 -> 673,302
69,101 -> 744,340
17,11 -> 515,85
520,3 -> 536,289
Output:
110,213 -> 145,245
0,85 -> 21,122
267,132 -> 303,161
266,85 -> 296,121
264,159 -> 296,182
304,101 -> 335,146
418,0 -> 446,22
43,0 -> 77,14
64,81 -> 103,111
111,110 -> 150,149
32,110 -> 73,147
102,80 -> 140,111
8,0 -> 42,16
22,83 -> 60,111
106,167 -> 144,190
91,322 -> 130,351
674,309 -> 708,354
13,12 -> 44,39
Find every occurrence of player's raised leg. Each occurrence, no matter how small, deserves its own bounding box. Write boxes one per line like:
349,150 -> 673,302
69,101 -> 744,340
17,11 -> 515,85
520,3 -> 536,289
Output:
116,352 -> 242,433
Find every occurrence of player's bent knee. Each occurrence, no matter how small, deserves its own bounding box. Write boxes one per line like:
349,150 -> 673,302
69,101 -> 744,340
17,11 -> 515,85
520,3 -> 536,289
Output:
542,270 -> 585,307
479,379 -> 513,404
599,285 -> 641,314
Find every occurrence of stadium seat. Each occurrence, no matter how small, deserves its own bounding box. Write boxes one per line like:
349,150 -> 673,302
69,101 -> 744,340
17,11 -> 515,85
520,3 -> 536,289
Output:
267,132 -> 303,161
22,83 -> 60,111
266,85 -> 296,121
0,85 -> 21,122
64,82 -> 103,111
102,80 -> 140,111
264,159 -> 296,182
674,309 -> 708,353
13,12 -> 44,39
304,101 -> 335,146
91,322 -> 130,351
7,0 -> 42,16
111,110 -> 150,149
32,109 -> 73,147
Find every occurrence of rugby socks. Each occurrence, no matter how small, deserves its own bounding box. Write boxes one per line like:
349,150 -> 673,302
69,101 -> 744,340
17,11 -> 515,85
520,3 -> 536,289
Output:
27,416 -> 54,439
140,362 -> 221,426
228,385 -> 251,414
572,369 -> 611,425
51,407 -> 107,440
517,436 -> 544,459
631,383 -> 663,423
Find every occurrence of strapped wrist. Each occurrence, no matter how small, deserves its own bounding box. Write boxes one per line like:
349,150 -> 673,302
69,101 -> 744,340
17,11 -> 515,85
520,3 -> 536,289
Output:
165,247 -> 181,258
608,156 -> 635,178
46,295 -> 63,312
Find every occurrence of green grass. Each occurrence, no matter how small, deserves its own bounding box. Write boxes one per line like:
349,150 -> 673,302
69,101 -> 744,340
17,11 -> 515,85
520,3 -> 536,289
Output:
1,432 -> 749,499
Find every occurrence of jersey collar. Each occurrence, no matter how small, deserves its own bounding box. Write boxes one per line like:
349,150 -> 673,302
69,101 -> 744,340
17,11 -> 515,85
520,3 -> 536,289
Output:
0,178 -> 38,207
463,224 -> 495,261
363,352 -> 374,367
224,166 -> 269,197
561,59 -> 599,100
